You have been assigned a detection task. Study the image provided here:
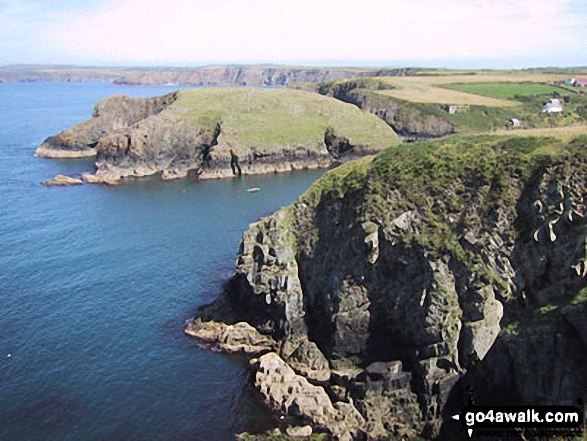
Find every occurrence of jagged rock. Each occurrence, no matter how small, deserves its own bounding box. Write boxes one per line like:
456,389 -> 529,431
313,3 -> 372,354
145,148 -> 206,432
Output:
459,285 -> 503,366
253,352 -> 365,441
185,319 -> 276,354
191,136 -> 587,439
281,337 -> 331,382
364,361 -> 402,380
285,425 -> 313,437
560,303 -> 587,346
362,221 -> 379,264
41,175 -> 83,186
81,173 -> 121,185
315,80 -> 457,140
36,93 -> 178,158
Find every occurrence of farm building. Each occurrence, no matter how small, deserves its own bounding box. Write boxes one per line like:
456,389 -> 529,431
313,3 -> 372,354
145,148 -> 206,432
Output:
564,77 -> 587,87
444,105 -> 469,114
542,98 -> 563,113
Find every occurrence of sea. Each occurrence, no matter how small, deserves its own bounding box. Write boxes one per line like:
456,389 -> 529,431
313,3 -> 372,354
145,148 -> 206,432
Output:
0,82 -> 325,441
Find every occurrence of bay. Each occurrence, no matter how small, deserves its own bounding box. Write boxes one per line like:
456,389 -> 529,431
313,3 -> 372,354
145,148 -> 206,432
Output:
0,82 -> 324,441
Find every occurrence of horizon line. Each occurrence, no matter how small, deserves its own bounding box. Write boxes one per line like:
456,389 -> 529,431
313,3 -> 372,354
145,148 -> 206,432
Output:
2,62 -> 587,71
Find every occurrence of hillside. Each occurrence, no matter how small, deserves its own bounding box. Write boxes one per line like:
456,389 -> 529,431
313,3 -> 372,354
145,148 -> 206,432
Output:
187,134 -> 587,440
36,87 -> 399,183
298,72 -> 587,140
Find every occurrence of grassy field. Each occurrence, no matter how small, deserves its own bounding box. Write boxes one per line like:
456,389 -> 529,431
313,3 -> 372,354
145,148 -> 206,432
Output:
373,73 -> 570,106
482,125 -> 587,141
413,69 -> 522,76
307,71 -> 587,135
174,88 -> 400,155
445,82 -> 567,99
374,77 -> 515,107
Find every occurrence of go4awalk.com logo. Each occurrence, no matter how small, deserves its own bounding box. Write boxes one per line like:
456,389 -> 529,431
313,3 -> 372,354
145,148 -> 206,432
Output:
452,405 -> 584,438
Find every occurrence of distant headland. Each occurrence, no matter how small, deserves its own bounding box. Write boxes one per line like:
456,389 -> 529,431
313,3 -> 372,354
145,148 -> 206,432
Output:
36,87 -> 399,184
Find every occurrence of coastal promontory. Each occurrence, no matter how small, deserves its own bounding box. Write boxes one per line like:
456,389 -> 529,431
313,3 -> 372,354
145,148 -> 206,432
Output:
187,134 -> 587,440
36,88 -> 399,183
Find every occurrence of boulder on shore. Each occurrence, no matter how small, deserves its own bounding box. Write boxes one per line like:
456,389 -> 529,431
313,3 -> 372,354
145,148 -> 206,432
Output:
41,174 -> 83,186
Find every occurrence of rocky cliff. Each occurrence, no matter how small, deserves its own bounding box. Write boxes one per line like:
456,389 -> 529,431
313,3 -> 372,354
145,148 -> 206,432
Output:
0,64 -> 408,86
300,79 -> 458,140
36,93 -> 178,158
187,135 -> 587,440
36,88 -> 399,183
112,66 -> 410,87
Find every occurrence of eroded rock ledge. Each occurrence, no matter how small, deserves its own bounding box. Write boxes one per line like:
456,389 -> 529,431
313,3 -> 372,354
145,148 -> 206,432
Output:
186,135 -> 587,440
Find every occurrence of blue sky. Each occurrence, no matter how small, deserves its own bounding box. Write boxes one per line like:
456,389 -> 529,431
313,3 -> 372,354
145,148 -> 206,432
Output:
1,0 -> 586,68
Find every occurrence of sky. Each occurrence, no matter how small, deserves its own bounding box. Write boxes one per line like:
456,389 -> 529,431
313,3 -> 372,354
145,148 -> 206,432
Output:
1,0 -> 586,69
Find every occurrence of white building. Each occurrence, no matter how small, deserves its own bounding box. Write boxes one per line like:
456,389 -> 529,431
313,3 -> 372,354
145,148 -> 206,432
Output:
542,98 -> 563,113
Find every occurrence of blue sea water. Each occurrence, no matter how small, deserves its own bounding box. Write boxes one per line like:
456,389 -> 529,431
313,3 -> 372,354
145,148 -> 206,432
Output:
0,82 -> 325,441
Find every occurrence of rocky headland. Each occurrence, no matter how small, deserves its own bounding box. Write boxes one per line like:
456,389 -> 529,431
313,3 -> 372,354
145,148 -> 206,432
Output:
0,64 -> 409,86
186,135 -> 587,440
296,79 -> 458,141
112,66 -> 410,87
36,88 -> 399,184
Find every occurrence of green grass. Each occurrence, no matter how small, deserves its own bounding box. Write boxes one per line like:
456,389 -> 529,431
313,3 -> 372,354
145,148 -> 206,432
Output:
292,133 -> 587,343
572,286 -> 587,305
306,73 -> 587,133
296,133 -> 587,300
308,76 -> 587,136
173,88 -> 400,156
446,82 -> 567,99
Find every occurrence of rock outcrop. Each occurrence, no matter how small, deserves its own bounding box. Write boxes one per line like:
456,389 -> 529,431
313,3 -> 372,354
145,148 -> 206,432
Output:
187,135 -> 587,440
0,65 -> 410,86
185,319 -> 276,354
252,352 -> 366,441
37,88 -> 399,183
305,79 -> 457,140
40,174 -> 83,186
113,66 -> 410,87
36,93 -> 178,158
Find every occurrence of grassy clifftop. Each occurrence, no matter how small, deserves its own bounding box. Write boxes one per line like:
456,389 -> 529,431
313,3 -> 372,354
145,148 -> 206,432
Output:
174,87 -> 399,156
299,72 -> 587,138
38,87 -> 400,182
297,134 -> 586,274
219,133 -> 587,438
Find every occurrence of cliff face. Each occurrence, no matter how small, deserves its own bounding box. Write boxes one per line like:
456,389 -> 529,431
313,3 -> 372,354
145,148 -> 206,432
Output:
188,135 -> 587,440
112,66 -> 409,87
0,65 -> 409,86
36,88 -> 399,183
307,79 -> 457,140
35,93 -> 178,158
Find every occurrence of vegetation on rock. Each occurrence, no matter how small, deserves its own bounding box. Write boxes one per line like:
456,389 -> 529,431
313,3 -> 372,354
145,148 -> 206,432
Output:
299,72 -> 587,138
37,87 -> 399,183
191,133 -> 587,440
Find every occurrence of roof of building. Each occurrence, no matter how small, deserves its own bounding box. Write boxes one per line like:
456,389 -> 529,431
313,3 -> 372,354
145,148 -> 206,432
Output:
542,102 -> 563,112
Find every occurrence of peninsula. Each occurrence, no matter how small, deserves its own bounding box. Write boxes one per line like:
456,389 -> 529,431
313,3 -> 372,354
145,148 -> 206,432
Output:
36,88 -> 399,184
